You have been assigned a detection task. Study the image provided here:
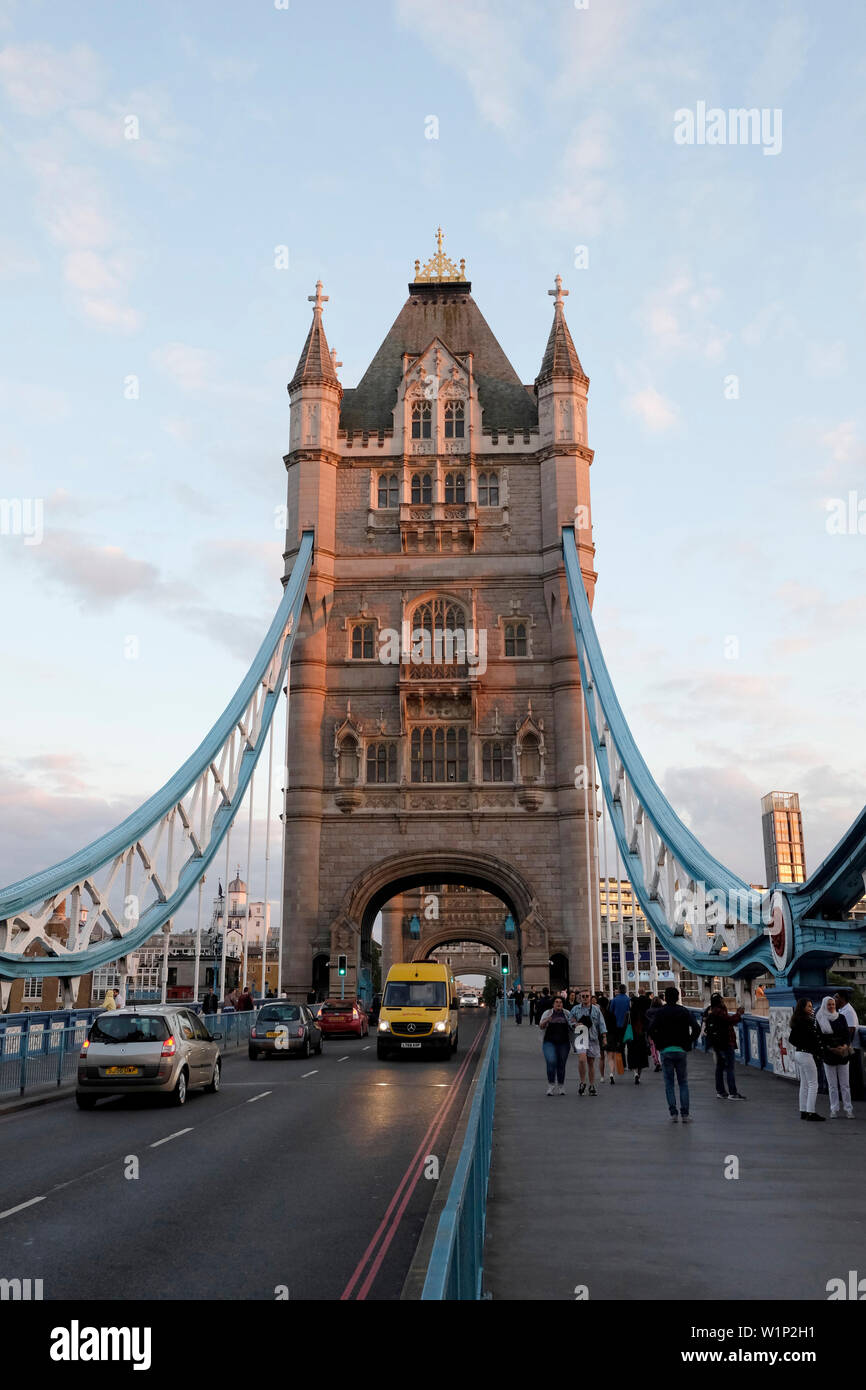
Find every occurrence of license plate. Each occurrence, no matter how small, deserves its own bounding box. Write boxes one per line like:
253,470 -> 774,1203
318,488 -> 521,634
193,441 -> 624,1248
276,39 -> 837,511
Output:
266,1031 -> 280,1038
400,1041 -> 422,1049
106,1065 -> 141,1075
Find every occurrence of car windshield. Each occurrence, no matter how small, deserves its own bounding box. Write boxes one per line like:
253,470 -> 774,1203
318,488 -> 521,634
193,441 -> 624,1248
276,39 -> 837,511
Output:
257,1005 -> 301,1022
90,1014 -> 169,1044
383,981 -> 447,1007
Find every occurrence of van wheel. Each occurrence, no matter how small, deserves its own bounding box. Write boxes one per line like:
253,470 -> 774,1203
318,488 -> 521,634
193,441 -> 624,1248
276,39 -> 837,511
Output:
171,1069 -> 188,1107
76,1093 -> 97,1110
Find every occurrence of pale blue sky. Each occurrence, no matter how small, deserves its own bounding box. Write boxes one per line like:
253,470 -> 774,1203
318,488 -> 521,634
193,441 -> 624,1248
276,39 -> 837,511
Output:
1,0 -> 865,907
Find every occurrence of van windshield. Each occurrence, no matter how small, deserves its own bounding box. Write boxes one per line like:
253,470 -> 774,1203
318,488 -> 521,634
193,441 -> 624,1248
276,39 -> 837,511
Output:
383,981 -> 447,1008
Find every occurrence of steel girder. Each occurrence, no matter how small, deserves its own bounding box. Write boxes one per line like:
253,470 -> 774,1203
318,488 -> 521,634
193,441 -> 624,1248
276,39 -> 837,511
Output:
0,532 -> 314,1003
562,527 -> 866,982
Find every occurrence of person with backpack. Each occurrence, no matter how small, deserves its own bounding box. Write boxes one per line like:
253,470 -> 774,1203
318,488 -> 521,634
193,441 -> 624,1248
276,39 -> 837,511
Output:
648,986 -> 701,1122
568,989 -> 607,1096
703,992 -> 747,1100
607,983 -> 631,1083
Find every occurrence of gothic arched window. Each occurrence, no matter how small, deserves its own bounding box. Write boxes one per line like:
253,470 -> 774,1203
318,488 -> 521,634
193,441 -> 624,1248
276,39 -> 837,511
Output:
411,401 -> 432,439
410,726 -> 469,783
366,742 -> 397,784
482,741 -> 514,783
411,598 -> 466,663
411,472 -> 433,504
520,734 -> 541,784
478,471 -> 500,506
338,737 -> 360,784
444,401 -> 465,439
378,474 -> 398,508
444,472 -> 466,504
504,622 -> 527,658
351,624 -> 375,660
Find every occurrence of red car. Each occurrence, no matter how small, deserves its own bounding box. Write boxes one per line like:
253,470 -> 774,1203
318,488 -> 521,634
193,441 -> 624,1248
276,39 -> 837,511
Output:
316,999 -> 369,1038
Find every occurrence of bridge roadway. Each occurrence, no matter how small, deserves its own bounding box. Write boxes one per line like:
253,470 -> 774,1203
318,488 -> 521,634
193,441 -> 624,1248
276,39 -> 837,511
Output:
484,1019 -> 866,1301
0,1011 -> 487,1301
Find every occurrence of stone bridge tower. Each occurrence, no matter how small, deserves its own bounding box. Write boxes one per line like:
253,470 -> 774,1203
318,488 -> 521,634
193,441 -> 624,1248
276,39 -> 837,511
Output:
281,236 -> 598,1001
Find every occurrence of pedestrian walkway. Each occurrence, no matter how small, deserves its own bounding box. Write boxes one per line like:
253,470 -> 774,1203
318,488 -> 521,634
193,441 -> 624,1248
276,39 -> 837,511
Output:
483,1019 -> 863,1301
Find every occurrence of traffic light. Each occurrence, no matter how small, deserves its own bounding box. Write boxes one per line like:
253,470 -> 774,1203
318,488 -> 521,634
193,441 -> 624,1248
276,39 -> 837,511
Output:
338,954 -> 347,977
500,953 -> 509,975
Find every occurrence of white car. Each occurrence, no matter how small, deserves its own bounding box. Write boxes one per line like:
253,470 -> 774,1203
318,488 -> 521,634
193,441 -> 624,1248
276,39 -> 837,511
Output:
459,993 -> 479,1007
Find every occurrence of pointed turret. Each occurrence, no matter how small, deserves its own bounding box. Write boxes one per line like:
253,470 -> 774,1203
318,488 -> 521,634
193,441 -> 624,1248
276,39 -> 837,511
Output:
289,280 -> 340,390
536,274 -> 587,385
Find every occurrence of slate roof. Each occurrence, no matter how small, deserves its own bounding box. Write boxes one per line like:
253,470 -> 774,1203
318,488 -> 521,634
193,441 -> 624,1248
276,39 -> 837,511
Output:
340,284 -> 537,433
289,307 -> 339,392
536,303 -> 587,385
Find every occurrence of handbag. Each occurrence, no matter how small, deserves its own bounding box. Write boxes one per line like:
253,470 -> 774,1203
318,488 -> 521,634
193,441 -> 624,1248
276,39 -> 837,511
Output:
623,1021 -> 634,1044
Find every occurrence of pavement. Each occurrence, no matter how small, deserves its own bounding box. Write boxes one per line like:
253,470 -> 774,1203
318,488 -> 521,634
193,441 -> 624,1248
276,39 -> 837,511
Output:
483,1017 -> 866,1301
0,1010 -> 487,1301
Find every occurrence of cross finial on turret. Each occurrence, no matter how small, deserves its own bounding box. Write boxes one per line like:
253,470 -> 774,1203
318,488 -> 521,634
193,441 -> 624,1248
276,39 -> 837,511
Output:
308,279 -> 328,313
548,273 -> 568,308
436,226 -> 444,255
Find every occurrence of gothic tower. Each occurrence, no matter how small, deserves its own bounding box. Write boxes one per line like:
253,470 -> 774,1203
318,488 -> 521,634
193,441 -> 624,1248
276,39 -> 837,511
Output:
281,237 -> 599,1000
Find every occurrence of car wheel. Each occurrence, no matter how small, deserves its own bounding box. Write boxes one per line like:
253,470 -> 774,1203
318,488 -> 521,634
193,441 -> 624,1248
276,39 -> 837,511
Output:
206,1059 -> 221,1093
248,1046 -> 259,1061
75,1093 -> 97,1110
303,1037 -> 311,1059
171,1069 -> 188,1107
315,1034 -> 323,1055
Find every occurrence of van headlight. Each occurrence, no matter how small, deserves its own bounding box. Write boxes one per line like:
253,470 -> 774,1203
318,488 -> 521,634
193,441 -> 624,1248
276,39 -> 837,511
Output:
434,1021 -> 447,1032
378,1020 -> 390,1032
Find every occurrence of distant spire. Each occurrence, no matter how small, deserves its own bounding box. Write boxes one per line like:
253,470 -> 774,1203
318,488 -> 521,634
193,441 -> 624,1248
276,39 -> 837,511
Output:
289,279 -> 340,391
536,273 -> 587,385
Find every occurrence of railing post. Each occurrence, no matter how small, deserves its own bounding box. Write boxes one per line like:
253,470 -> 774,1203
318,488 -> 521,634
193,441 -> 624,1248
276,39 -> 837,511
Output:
18,1029 -> 27,1097
56,1025 -> 67,1087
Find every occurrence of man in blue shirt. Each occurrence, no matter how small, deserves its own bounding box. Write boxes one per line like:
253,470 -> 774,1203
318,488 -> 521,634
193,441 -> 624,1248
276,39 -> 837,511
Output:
607,984 -> 631,1085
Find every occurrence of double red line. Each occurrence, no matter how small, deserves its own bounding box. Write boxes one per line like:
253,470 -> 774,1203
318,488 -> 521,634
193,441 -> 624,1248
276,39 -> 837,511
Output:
340,1022 -> 488,1300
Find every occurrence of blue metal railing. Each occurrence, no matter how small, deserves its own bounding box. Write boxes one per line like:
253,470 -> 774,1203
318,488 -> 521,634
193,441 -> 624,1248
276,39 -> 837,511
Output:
421,1010 -> 501,1301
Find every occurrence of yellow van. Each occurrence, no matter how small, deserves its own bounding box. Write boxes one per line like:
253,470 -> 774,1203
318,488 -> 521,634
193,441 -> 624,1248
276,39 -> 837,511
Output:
376,961 -> 458,1060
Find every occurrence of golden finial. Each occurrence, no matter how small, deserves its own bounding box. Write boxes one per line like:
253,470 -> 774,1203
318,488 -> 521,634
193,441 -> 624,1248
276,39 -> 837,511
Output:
413,228 -> 468,283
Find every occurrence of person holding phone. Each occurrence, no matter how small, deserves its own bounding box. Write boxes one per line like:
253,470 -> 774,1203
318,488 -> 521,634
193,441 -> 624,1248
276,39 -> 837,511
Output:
539,995 -> 575,1095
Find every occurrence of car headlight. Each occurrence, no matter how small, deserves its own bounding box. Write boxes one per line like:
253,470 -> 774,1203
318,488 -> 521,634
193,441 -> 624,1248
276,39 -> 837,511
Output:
378,1020 -> 390,1032
434,1021 -> 447,1032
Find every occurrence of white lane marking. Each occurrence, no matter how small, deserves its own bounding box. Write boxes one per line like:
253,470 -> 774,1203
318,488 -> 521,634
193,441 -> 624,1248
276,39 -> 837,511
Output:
149,1127 -> 193,1148
362,1045 -> 370,1051
339,1055 -> 349,1062
247,1091 -> 272,1104
0,1195 -> 45,1221
301,1070 -> 318,1078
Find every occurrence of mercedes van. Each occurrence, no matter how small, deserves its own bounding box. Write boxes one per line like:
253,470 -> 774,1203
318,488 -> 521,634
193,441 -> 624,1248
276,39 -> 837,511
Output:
376,961 -> 458,1060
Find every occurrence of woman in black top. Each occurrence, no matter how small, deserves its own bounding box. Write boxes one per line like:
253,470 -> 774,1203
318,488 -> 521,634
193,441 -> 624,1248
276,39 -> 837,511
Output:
539,995 -> 575,1096
788,999 -> 825,1121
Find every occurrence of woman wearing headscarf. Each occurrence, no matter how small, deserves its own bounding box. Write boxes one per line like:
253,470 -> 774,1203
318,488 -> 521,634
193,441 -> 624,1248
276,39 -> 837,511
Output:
626,992 -> 651,1084
815,996 -> 854,1119
539,994 -> 575,1096
788,999 -> 824,1121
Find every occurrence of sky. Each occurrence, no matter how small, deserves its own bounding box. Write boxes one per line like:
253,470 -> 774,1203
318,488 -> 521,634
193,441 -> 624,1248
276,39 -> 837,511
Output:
1,0 -> 865,929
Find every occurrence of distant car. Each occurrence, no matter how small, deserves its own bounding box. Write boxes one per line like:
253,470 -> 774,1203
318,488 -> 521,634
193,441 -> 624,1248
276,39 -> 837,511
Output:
76,1006 -> 222,1109
249,1003 -> 322,1060
459,993 -> 479,1007
317,999 -> 369,1037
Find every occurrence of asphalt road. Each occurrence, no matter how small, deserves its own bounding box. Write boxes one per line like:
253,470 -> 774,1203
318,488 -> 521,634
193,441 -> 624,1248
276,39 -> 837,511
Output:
0,1009 -> 488,1301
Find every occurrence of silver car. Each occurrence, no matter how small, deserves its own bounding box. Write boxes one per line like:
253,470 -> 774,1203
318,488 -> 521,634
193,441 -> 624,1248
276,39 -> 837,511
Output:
248,1002 -> 322,1060
76,1005 -> 222,1109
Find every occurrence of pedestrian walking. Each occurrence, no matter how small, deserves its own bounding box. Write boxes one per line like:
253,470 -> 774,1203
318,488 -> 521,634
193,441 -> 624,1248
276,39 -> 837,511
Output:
646,993 -> 663,1071
788,999 -> 825,1121
626,992 -> 651,1084
816,996 -> 854,1118
535,987 -> 552,1025
201,986 -> 219,1015
528,989 -> 538,1025
539,995 -> 575,1095
569,988 -> 607,1095
607,983 -> 631,1083
703,992 -> 747,1100
648,985 -> 701,1122
595,991 -> 611,1082
237,983 -> 255,1012
513,986 -> 525,1025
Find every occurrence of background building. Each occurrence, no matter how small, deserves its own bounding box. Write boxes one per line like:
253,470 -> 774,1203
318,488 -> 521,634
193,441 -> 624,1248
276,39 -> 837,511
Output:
762,790 -> 807,885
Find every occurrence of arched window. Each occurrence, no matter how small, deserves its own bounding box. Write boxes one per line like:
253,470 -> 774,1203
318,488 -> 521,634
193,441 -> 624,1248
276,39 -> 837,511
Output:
478,471 -> 499,506
351,624 -> 374,660
412,598 -> 466,664
444,401 -> 465,438
366,742 -> 397,784
338,737 -> 360,784
482,741 -> 513,783
411,472 -> 433,504
520,734 -> 541,784
504,622 -> 527,658
411,401 -> 432,439
410,726 -> 469,783
444,472 -> 465,504
377,474 -> 398,508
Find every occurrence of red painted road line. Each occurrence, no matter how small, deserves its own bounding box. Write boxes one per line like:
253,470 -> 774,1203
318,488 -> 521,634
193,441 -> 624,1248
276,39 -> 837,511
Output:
340,1022 -> 487,1301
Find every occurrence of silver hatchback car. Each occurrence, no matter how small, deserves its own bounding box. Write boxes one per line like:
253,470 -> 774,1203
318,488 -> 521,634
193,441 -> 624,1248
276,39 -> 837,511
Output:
76,1005 -> 222,1109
